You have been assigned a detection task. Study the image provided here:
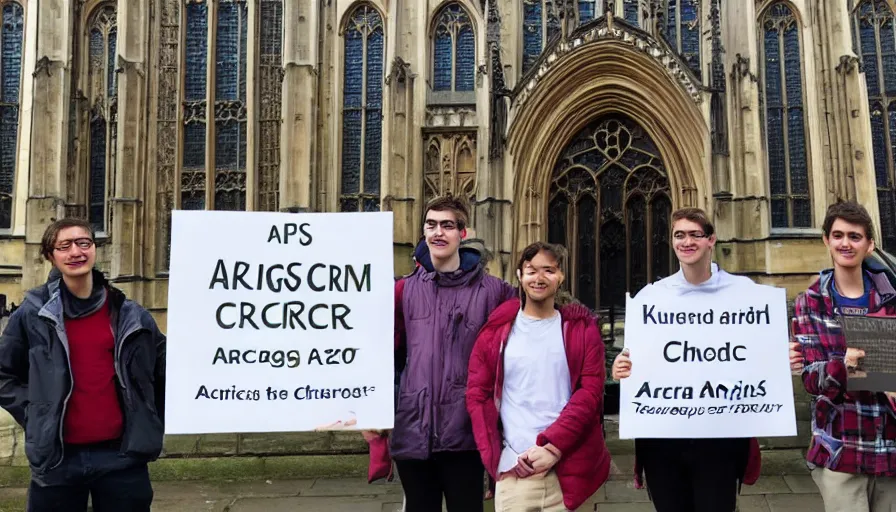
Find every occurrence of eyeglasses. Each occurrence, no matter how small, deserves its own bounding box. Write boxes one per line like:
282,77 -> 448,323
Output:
672,231 -> 709,240
54,238 -> 95,252
424,220 -> 460,232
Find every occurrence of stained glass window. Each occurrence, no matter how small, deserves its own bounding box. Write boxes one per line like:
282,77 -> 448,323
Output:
432,3 -> 475,91
87,6 -> 117,233
548,116 -> 673,313
855,0 -> 896,250
0,2 -> 23,230
182,0 -> 249,212
623,0 -> 639,25
258,0 -> 283,212
159,0 -> 282,270
523,1 -> 561,75
340,4 -> 384,212
661,0 -> 701,79
760,3 -> 812,228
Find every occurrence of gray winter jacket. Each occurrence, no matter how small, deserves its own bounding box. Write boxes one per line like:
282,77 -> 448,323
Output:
0,269 -> 166,474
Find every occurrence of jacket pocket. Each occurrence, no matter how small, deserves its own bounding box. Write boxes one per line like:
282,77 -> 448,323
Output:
435,383 -> 473,451
390,388 -> 428,456
24,402 -> 56,472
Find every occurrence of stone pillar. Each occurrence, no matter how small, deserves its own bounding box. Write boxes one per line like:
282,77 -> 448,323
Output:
23,0 -> 75,291
110,0 -> 148,285
280,0 -> 318,212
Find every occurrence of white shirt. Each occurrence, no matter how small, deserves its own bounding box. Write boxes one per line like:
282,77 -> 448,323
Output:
498,309 -> 571,473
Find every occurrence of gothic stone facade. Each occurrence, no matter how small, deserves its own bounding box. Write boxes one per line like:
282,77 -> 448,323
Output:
0,0 -> 892,455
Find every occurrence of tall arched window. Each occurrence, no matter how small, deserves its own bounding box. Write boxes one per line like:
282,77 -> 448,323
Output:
157,0 -> 283,270
661,0 -> 701,79
0,2 -> 23,230
523,1 -> 560,74
577,1 -> 637,25
854,0 -> 896,250
183,0 -> 248,211
87,6 -> 116,233
432,3 -> 475,93
340,4 -> 384,212
760,3 -> 811,229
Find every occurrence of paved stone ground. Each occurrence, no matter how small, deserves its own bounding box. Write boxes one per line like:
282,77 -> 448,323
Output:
0,468 -> 824,512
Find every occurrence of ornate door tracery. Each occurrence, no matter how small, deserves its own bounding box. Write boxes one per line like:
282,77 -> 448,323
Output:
548,115 -> 675,313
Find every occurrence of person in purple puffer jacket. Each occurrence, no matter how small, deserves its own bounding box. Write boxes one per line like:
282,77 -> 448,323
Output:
364,195 -> 515,512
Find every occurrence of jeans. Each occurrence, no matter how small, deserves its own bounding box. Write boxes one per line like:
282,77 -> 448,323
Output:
395,450 -> 485,512
27,443 -> 153,512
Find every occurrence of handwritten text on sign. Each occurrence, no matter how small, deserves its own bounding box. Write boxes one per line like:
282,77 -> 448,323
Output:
164,210 -> 395,435
619,281 -> 796,439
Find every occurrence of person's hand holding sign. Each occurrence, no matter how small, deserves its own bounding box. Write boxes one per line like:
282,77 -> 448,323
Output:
845,347 -> 866,378
612,348 -> 632,380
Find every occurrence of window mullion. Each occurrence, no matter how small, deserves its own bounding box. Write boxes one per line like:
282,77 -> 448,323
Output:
359,28 -> 368,211
778,25 -> 794,227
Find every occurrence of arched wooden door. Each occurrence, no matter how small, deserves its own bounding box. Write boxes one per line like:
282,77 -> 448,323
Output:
547,115 -> 676,314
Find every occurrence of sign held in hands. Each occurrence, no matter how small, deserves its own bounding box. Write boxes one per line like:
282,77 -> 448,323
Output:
165,210 -> 395,435
618,281 -> 796,439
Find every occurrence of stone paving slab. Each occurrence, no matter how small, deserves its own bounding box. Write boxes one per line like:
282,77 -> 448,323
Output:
0,474 -> 826,512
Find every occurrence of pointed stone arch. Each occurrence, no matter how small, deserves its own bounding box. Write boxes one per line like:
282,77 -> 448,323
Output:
507,23 -> 710,262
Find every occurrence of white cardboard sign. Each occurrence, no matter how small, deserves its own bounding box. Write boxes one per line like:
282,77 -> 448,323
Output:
164,210 -> 395,434
619,280 -> 796,439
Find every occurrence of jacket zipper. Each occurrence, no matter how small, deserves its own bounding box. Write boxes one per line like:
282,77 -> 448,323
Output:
49,321 -> 74,471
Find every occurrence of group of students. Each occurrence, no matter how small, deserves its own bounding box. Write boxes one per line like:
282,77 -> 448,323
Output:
364,196 -> 896,512
0,197 -> 893,511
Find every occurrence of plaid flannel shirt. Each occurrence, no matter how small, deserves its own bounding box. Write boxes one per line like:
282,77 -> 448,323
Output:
795,268 -> 896,475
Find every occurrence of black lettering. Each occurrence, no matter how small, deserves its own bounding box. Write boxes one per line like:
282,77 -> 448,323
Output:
699,381 -> 715,398
284,223 -> 298,243
352,389 -> 362,398
237,390 -> 246,400
325,349 -> 338,365
243,350 -> 257,363
259,351 -> 271,364
346,264 -> 371,292
309,304 -> 328,329
330,265 -> 344,292
299,223 -> 313,245
635,382 -> 652,398
733,345 -> 746,361
664,341 -> 681,362
233,261 -> 251,290
286,301 -> 306,329
757,380 -> 767,397
271,351 -> 285,368
308,263 -> 326,291
262,303 -> 280,329
643,305 -> 656,324
266,264 -> 285,293
308,348 -> 322,365
342,348 -> 358,364
216,303 -> 236,329
195,385 -> 210,399
212,347 -> 227,364
209,260 -> 229,289
332,304 -> 353,330
285,263 -> 302,291
268,225 -> 283,243
287,350 -> 300,368
341,389 -> 351,399
228,350 -> 241,364
240,302 -> 259,329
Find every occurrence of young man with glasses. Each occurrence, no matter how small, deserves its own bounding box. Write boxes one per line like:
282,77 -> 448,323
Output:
611,207 -> 760,512
0,218 -> 166,511
789,202 -> 896,511
364,196 -> 515,512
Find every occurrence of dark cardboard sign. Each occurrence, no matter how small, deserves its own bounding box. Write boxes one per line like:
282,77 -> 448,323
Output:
841,315 -> 896,392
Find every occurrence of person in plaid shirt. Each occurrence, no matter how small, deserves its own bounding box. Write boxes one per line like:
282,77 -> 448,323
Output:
790,202 -> 896,511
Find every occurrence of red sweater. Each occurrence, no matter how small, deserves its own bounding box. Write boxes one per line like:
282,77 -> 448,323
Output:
63,299 -> 124,444
466,299 -> 611,511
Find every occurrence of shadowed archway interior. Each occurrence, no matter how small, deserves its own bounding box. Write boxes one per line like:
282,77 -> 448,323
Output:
547,114 -> 675,313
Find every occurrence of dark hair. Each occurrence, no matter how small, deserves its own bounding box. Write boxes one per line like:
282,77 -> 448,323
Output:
40,218 -> 95,261
516,241 -> 571,307
423,195 -> 470,231
822,201 -> 874,240
517,241 -> 568,274
671,207 -> 715,237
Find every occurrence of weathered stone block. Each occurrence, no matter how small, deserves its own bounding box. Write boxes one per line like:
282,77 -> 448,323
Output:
239,432 -> 332,455
329,431 -> 369,453
162,434 -> 201,456
198,434 -> 240,456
